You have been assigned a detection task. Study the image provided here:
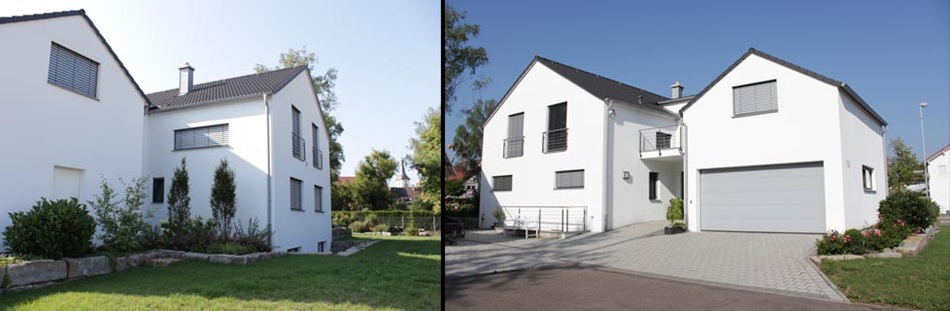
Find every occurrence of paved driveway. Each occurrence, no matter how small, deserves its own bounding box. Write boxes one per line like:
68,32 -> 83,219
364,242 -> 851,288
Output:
445,221 -> 846,301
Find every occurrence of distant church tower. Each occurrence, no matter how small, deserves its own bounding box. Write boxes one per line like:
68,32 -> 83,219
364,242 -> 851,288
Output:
399,160 -> 411,189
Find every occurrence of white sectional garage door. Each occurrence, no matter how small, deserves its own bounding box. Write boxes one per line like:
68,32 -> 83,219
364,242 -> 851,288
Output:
699,162 -> 825,233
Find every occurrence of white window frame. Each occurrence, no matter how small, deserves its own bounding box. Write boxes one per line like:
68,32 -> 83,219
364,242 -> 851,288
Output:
493,175 -> 513,192
314,185 -> 323,213
173,124 -> 229,151
862,166 -> 875,191
290,178 -> 303,211
555,170 -> 584,189
733,80 -> 778,117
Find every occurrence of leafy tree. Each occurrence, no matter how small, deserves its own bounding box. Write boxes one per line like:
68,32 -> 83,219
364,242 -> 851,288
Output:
451,98 -> 497,179
210,158 -> 237,240
444,4 -> 488,113
887,137 -> 924,193
352,150 -> 398,210
89,176 -> 154,252
409,108 -> 442,213
331,181 -> 356,211
165,157 -> 192,248
255,47 -> 345,182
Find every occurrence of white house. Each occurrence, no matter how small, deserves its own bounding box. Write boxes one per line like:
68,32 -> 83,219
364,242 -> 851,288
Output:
146,64 -> 333,253
0,10 -> 331,253
0,10 -> 150,239
926,144 -> 950,213
480,48 -> 888,234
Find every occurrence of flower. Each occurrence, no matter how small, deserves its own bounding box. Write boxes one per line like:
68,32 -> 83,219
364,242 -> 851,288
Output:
844,235 -> 851,243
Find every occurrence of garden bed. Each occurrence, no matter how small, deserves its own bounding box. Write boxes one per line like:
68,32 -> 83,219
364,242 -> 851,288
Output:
811,224 -> 940,263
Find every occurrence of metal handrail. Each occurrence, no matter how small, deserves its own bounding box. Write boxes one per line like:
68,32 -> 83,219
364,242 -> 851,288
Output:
292,132 -> 306,161
501,206 -> 588,238
503,136 -> 524,158
639,125 -> 681,154
313,146 -> 323,170
542,128 -> 568,153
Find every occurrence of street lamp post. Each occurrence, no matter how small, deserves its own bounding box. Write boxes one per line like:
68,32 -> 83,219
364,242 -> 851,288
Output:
919,102 -> 929,198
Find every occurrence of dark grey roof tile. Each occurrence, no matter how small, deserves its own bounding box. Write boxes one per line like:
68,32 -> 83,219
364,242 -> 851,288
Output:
147,66 -> 306,110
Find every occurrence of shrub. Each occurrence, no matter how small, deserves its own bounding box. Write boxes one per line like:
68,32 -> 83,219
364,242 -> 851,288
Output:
863,227 -> 887,252
165,158 -> 192,247
843,229 -> 867,255
492,207 -> 506,226
2,198 -> 96,259
349,221 -> 368,233
210,159 -> 237,240
363,213 -> 378,227
405,225 -> 420,236
816,230 -> 846,255
372,224 -> 390,232
89,176 -> 155,253
666,197 -> 684,226
877,219 -> 913,249
232,218 -> 272,252
187,216 -> 218,253
332,212 -> 354,228
878,190 -> 939,231
206,242 -> 255,255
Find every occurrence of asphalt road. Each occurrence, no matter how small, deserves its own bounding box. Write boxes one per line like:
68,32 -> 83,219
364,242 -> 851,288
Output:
445,263 -> 906,311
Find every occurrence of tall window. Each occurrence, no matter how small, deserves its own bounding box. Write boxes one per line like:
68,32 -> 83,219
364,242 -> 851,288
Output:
290,178 -> 303,211
649,172 -> 659,200
545,102 -> 568,153
555,170 -> 584,189
862,166 -> 875,191
291,107 -> 305,160
314,185 -> 323,212
312,124 -> 322,169
174,124 -> 228,150
733,80 -> 777,116
505,113 -> 524,158
48,43 -> 99,98
493,175 -> 513,192
152,178 -> 164,203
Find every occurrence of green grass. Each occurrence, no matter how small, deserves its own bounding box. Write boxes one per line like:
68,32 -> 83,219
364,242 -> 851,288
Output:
0,235 -> 441,310
820,225 -> 950,311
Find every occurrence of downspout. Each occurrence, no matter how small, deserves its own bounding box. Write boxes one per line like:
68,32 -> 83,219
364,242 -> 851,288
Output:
602,98 -> 613,232
264,92 -> 274,249
679,110 -> 689,228
881,124 -> 888,192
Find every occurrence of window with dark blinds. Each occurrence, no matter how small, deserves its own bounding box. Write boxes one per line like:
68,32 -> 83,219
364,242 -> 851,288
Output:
733,80 -> 777,116
556,170 -> 584,189
493,175 -> 513,191
506,113 -> 524,158
174,124 -> 229,150
290,178 -> 303,211
314,185 -> 323,212
548,103 -> 567,130
48,43 -> 99,98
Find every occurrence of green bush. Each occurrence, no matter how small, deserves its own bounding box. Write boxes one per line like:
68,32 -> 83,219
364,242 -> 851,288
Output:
186,216 -> 218,253
666,197 -> 684,225
843,229 -> 867,255
492,207 -> 506,226
863,227 -> 887,252
88,177 -> 155,253
405,225 -> 420,236
349,221 -> 368,233
206,242 -> 255,255
232,218 -> 271,252
878,219 -> 913,249
878,190 -> 939,231
2,198 -> 96,259
816,230 -> 846,255
371,224 -> 390,232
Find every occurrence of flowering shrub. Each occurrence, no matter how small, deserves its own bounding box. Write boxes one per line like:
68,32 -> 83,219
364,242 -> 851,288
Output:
816,230 -> 846,255
843,229 -> 867,254
878,190 -> 939,231
863,227 -> 887,251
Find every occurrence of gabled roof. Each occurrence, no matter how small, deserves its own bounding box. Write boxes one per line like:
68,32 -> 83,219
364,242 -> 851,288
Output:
485,56 -> 673,127
1,9 -> 151,106
679,48 -> 887,126
927,143 -> 950,163
147,66 -> 307,111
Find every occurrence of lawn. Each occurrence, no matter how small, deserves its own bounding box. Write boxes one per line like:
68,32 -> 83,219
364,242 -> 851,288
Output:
820,225 -> 950,311
0,235 -> 441,310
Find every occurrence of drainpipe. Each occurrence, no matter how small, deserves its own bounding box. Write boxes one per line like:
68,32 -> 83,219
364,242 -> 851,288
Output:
678,110 -> 689,229
881,124 -> 888,192
603,98 -> 614,232
264,92 -> 274,249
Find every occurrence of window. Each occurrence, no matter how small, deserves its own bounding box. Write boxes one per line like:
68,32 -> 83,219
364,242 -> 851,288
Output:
48,43 -> 99,98
544,102 -> 568,153
505,113 -> 524,158
649,172 -> 659,200
314,185 -> 323,212
862,166 -> 875,191
287,247 -> 301,253
733,80 -> 777,116
174,124 -> 228,150
290,178 -> 303,211
312,124 -> 322,169
556,170 -> 584,189
152,178 -> 164,203
493,175 -> 512,192
317,241 -> 325,252
292,107 -> 305,160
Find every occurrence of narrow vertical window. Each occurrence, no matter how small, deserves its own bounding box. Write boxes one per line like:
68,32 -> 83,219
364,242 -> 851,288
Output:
314,185 -> 323,212
649,172 -> 659,200
544,102 -> 568,152
290,178 -> 303,211
505,113 -> 524,158
292,107 -> 305,160
152,178 -> 164,203
862,166 -> 874,191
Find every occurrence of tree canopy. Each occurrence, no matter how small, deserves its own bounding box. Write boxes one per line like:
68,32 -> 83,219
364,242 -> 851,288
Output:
887,137 -> 924,193
409,108 -> 441,213
444,4 -> 488,113
451,99 -> 497,179
352,149 -> 398,210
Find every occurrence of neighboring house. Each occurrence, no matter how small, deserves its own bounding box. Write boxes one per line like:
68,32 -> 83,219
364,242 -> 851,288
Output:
390,162 -> 417,204
926,144 -> 950,213
0,10 -> 150,241
146,64 -> 332,253
480,48 -> 888,234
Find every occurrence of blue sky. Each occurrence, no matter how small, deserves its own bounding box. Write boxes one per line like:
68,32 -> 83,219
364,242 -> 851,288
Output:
2,0 -> 439,185
446,0 -> 950,162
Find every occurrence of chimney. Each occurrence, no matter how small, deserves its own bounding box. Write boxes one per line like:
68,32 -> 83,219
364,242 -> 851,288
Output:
671,81 -> 684,99
179,63 -> 195,95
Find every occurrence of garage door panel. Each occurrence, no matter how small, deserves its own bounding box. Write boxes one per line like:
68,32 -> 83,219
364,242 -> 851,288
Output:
700,162 -> 825,233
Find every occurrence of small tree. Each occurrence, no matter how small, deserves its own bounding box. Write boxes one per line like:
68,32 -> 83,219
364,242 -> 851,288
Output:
666,197 -> 685,228
165,157 -> 192,249
887,137 -> 924,193
89,176 -> 154,252
210,158 -> 237,240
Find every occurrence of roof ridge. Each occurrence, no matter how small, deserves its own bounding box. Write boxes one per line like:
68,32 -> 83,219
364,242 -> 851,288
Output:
146,65 -> 306,95
0,9 -> 84,24
927,143 -> 950,162
535,55 -> 669,101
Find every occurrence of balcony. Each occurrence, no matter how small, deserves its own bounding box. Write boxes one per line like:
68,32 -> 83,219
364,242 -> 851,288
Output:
543,128 -> 568,153
640,125 -> 682,161
313,146 -> 324,169
503,136 -> 524,158
292,132 -> 306,161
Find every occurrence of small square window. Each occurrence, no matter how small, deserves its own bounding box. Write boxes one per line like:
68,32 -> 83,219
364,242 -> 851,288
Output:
862,166 -> 875,191
493,175 -> 512,192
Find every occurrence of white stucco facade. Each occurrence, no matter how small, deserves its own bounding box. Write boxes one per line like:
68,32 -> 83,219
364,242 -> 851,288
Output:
927,146 -> 950,213
0,14 -> 147,244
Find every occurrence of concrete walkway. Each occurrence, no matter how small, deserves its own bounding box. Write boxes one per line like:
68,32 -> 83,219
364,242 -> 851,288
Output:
445,221 -> 846,301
